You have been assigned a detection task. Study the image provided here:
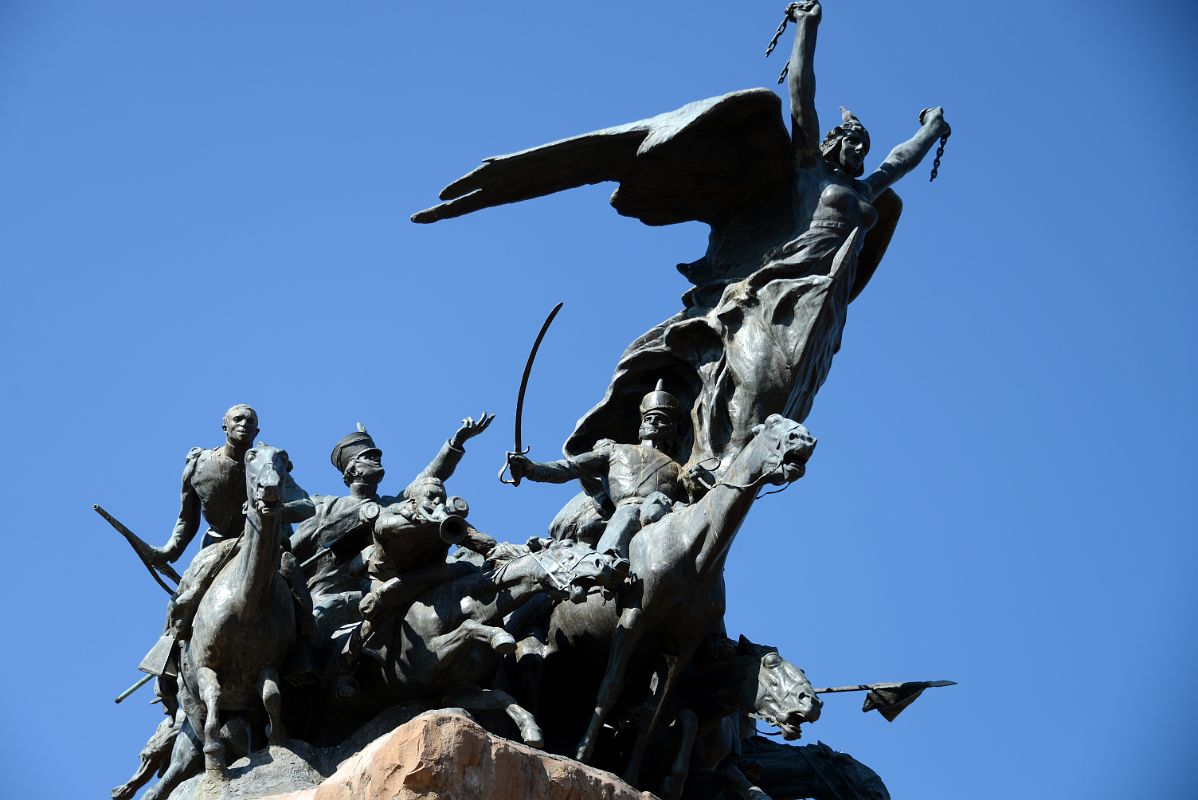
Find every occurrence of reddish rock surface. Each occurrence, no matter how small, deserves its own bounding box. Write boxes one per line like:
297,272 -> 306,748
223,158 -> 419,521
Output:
259,711 -> 655,800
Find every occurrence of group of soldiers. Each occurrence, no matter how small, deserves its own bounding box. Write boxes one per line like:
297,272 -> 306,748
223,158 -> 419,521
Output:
135,379 -> 702,713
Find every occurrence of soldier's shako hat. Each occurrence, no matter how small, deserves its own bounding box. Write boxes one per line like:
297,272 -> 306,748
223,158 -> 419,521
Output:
639,379 -> 684,421
330,430 -> 382,475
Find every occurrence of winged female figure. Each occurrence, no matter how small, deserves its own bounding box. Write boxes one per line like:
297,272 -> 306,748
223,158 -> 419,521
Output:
415,2 -> 951,479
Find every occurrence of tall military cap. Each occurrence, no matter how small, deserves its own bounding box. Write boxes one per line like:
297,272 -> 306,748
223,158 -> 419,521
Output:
639,379 -> 684,421
330,426 -> 382,474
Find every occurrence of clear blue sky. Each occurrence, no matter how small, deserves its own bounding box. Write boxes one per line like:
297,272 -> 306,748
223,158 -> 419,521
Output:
0,2 -> 1193,798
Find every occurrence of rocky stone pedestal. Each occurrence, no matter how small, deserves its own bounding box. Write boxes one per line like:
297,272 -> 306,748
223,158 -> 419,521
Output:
170,710 -> 655,800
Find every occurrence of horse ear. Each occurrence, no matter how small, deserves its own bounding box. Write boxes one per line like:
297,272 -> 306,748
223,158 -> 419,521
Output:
737,634 -> 751,652
751,423 -> 765,437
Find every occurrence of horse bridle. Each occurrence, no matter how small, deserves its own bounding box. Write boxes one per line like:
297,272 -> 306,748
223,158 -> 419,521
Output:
748,650 -> 811,734
526,544 -> 598,596
691,444 -> 804,499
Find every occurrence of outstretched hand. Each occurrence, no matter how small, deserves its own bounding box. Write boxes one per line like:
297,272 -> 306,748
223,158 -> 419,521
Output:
451,411 -> 495,447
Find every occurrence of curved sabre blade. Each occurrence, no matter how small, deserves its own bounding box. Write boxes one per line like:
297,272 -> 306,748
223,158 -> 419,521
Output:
500,302 -> 564,486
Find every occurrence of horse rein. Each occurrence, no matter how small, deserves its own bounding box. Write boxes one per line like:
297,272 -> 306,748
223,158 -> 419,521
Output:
691,455 -> 800,499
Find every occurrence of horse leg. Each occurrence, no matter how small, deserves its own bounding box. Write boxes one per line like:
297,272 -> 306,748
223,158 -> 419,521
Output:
428,619 -> 517,665
623,649 -> 686,784
442,687 -> 544,749
576,605 -> 644,763
140,714 -> 203,800
368,561 -> 476,622
111,714 -> 178,800
193,666 -> 226,775
258,666 -> 286,745
656,708 -> 698,800
718,762 -> 772,800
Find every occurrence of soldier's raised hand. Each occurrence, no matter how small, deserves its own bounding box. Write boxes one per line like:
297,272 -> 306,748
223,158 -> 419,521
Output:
451,411 -> 495,447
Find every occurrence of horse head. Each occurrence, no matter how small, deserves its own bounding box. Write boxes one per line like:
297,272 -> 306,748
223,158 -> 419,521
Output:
244,446 -> 290,518
530,538 -> 628,602
749,414 -> 817,486
737,635 -> 821,740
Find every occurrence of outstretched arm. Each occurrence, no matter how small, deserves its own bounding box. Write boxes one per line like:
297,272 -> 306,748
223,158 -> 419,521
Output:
416,412 -> 495,483
507,447 -> 610,485
863,107 -> 951,199
786,1 -> 823,158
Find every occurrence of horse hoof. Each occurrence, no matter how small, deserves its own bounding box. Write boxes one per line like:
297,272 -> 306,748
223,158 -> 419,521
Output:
519,727 -> 544,749
204,752 -> 226,778
489,630 -> 517,655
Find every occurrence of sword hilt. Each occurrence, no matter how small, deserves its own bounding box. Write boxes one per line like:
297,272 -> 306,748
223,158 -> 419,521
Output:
498,447 -> 530,486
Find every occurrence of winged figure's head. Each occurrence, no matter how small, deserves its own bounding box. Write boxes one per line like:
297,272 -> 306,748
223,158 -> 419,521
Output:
821,107 -> 871,178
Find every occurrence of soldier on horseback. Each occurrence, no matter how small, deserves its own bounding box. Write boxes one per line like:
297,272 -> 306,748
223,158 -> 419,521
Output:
142,404 -> 314,675
506,380 -> 708,562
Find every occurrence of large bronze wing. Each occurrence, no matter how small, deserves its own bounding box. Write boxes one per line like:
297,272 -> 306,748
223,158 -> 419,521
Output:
412,89 -> 792,228
412,87 -> 902,303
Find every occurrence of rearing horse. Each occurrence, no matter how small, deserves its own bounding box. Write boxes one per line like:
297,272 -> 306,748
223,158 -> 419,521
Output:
543,414 -> 816,785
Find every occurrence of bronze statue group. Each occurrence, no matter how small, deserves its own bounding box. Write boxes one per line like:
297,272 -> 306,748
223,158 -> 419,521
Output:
108,5 -> 952,799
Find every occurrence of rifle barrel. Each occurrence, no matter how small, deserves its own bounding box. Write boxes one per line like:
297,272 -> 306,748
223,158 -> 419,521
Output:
93,504 -> 179,594
115,673 -> 153,704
